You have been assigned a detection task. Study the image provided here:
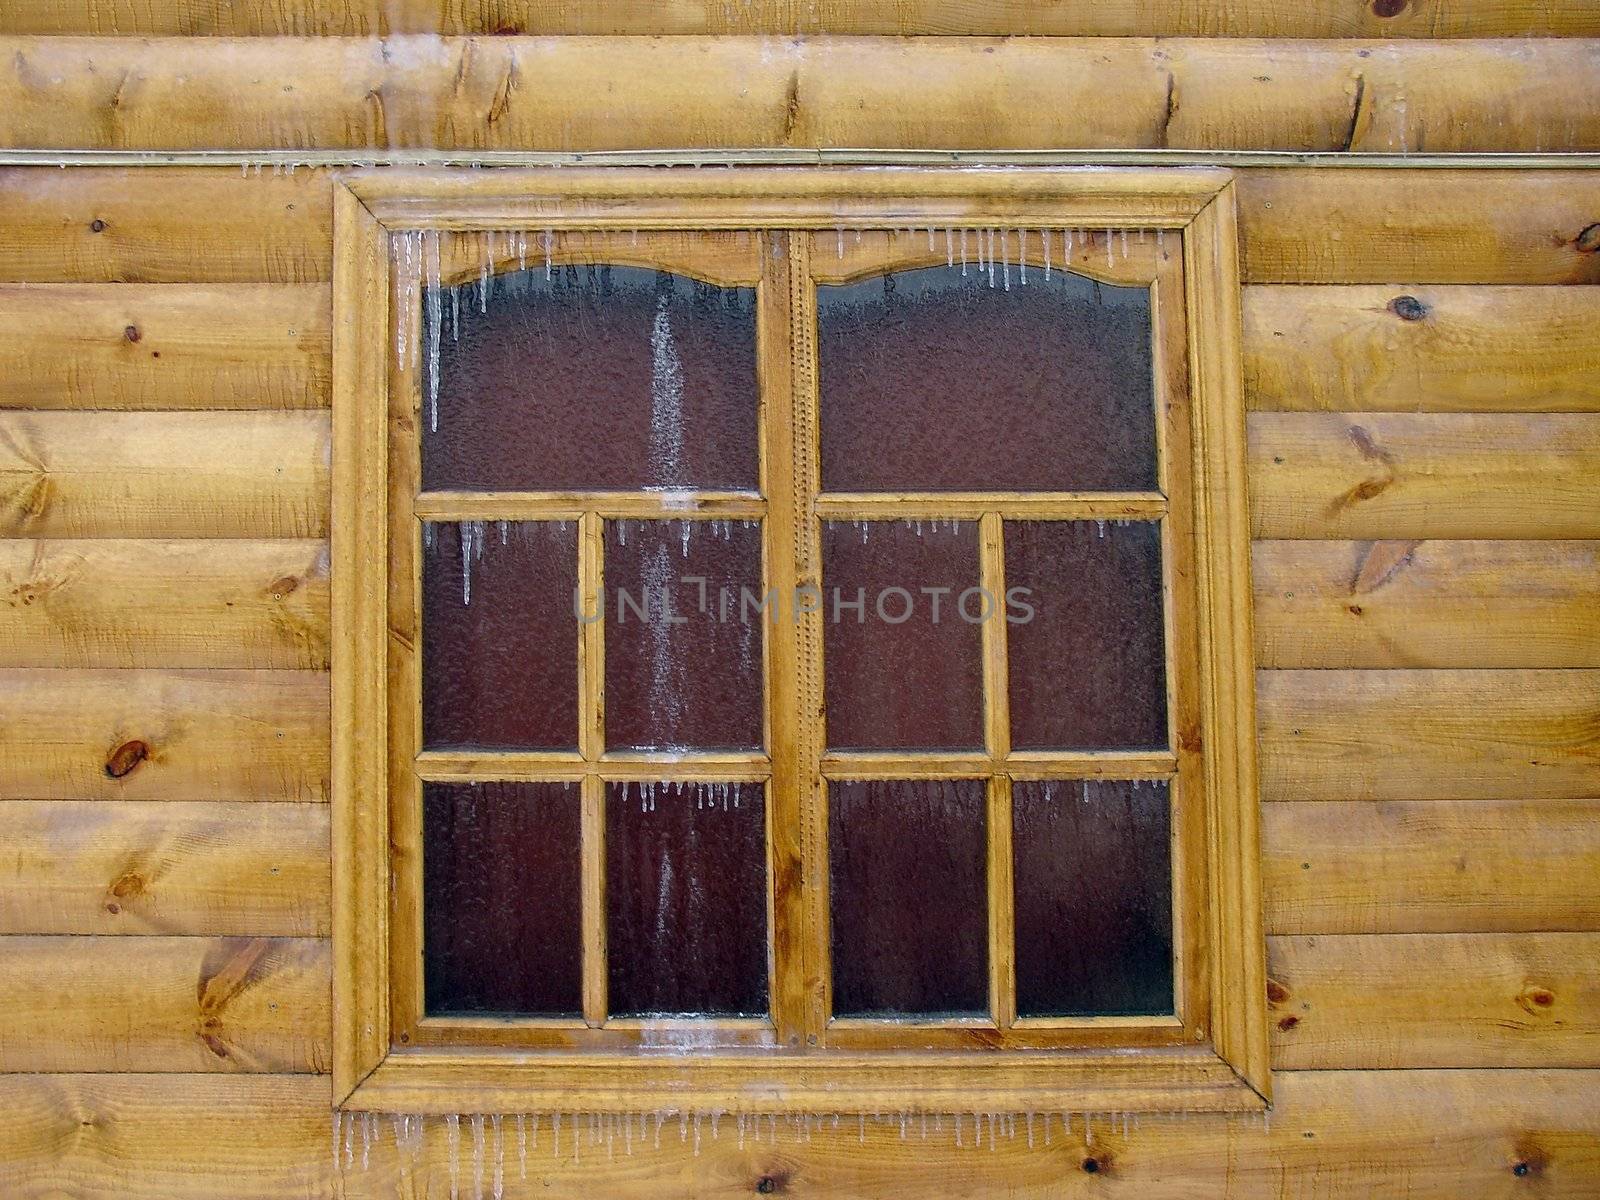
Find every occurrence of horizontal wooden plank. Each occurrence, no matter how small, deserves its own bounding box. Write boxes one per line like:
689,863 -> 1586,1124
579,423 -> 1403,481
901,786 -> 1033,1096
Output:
3,38 -> 1600,153
0,935 -> 329,1072
0,800 -> 329,936
4,0 -> 1599,37
0,168 -> 331,283
0,410 -> 330,538
0,284 -> 329,410
1243,285 -> 1600,412
0,540 -> 330,669
0,668 -> 328,801
1264,799 -> 1600,935
0,1071 -> 1598,1198
1258,669 -> 1600,802
1269,932 -> 1600,1068
1247,412 -> 1600,539
1253,540 -> 1600,668
1236,169 -> 1600,284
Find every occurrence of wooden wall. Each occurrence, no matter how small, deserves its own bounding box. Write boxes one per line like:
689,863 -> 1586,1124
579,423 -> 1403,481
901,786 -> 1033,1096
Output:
0,19 -> 1598,1197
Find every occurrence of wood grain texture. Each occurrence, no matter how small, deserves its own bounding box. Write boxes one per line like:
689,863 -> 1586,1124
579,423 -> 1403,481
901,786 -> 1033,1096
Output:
1264,798 -> 1600,935
0,168 -> 331,283
0,1071 -> 1598,1198
0,540 -> 329,668
0,284 -> 330,409
0,410 -> 330,539
1257,669 -> 1600,802
1248,412 -> 1600,539
0,935 -> 329,1072
0,800 -> 329,936
1253,539 -> 1600,668
1244,285 -> 1600,412
1269,933 -> 1600,1068
4,0 -> 1599,36
1235,169 -> 1600,284
3,38 -> 1600,153
0,668 -> 329,801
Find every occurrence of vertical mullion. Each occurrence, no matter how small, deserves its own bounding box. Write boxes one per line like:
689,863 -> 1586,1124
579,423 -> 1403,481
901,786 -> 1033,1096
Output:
980,511 -> 1016,1029
578,510 -> 607,1026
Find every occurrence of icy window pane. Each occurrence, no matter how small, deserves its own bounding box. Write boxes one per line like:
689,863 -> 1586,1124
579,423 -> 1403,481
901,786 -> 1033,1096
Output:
829,779 -> 988,1017
423,266 -> 759,492
817,265 -> 1155,492
423,782 -> 583,1016
821,519 -> 985,750
1012,779 -> 1174,1017
603,518 -> 764,752
605,781 -> 768,1017
422,520 -> 578,751
1004,519 -> 1168,751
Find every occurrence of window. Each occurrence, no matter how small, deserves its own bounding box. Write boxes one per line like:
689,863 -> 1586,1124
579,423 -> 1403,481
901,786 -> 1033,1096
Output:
333,168 -> 1267,1115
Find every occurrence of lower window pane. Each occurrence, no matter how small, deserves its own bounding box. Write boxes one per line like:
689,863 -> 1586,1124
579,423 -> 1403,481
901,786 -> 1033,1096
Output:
829,778 -> 988,1018
605,781 -> 768,1017
1011,779 -> 1174,1017
423,782 -> 582,1016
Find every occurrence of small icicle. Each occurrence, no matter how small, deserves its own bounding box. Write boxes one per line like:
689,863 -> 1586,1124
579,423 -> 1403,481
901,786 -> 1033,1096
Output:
1018,228 -> 1027,285
1042,228 -> 1052,279
331,1110 -> 344,1174
1001,228 -> 1011,291
471,1113 -> 485,1200
959,228 -> 968,275
492,1114 -> 504,1200
986,229 -> 997,288
518,1114 -> 529,1179
361,1111 -> 373,1170
425,230 -> 443,433
945,227 -> 955,267
836,227 -> 845,259
446,1113 -> 462,1200
1106,230 -> 1115,270
552,1112 -> 562,1160
1120,227 -> 1129,257
543,229 -> 554,280
1065,227 -> 1075,264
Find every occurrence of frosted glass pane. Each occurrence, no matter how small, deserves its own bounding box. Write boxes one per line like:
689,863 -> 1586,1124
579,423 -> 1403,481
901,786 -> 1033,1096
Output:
817,265 -> 1155,492
822,519 -> 984,750
423,266 -> 758,491
605,781 -> 768,1017
423,782 -> 582,1016
829,779 -> 988,1017
422,520 -> 578,751
1005,519 -> 1168,750
1011,779 -> 1173,1017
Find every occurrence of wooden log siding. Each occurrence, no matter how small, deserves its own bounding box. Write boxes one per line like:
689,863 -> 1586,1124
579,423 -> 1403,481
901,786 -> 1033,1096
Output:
2,38 -> 1600,153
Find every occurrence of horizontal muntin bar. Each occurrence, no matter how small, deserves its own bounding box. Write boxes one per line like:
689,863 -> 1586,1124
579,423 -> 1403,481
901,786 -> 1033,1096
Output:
417,490 -> 767,521
815,493 -> 1167,521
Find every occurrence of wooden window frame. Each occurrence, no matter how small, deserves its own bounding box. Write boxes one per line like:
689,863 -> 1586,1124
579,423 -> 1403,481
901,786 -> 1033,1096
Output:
333,167 -> 1268,1115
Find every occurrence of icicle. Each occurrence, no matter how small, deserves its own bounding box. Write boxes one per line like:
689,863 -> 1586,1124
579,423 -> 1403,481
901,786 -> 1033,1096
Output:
492,1114 -> 504,1200
543,229 -> 554,280
552,1112 -> 562,1160
1001,229 -> 1011,291
1120,227 -> 1129,257
361,1111 -> 373,1170
471,1114 -> 485,1200
460,521 -> 475,605
1157,228 -> 1168,254
1106,230 -> 1115,269
331,1110 -> 344,1174
1018,228 -> 1027,285
680,520 -> 691,558
945,227 -> 955,267
836,227 -> 845,259
986,229 -> 997,288
477,237 -> 492,314
518,1115 -> 529,1178
446,1113 -> 462,1200
959,228 -> 968,275
1064,227 -> 1075,264
1042,228 -> 1052,279
425,230 -> 443,433
517,230 -> 528,272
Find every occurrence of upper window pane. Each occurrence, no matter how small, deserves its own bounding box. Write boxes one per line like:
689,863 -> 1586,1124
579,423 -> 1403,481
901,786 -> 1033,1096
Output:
817,263 -> 1155,492
423,266 -> 759,492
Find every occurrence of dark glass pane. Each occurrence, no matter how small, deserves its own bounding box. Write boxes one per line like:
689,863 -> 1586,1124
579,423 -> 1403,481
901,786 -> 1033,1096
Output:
422,520 -> 577,750
423,781 -> 582,1016
605,781 -> 768,1017
817,264 -> 1154,492
423,266 -> 759,491
604,519 -> 764,751
829,779 -> 988,1017
1012,779 -> 1173,1017
821,519 -> 985,750
1005,519 -> 1168,750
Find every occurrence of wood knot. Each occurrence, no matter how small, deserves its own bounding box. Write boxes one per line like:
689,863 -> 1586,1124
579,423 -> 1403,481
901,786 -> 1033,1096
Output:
108,871 -> 147,901
1277,1014 -> 1300,1031
1388,294 -> 1427,321
1576,223 -> 1600,254
89,218 -> 106,233
123,324 -> 141,343
1081,1156 -> 1102,1174
1266,978 -> 1291,1005
1517,984 -> 1557,1014
755,1175 -> 781,1194
1370,0 -> 1408,18
266,575 -> 299,600
105,739 -> 150,779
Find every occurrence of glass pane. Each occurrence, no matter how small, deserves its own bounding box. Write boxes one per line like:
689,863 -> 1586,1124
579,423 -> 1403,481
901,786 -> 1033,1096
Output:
423,782 -> 582,1016
829,779 -> 988,1017
423,266 -> 759,492
1012,779 -> 1173,1017
1005,519 -> 1168,750
822,519 -> 985,750
422,520 -> 578,750
604,519 -> 764,752
817,263 -> 1155,492
605,781 -> 768,1017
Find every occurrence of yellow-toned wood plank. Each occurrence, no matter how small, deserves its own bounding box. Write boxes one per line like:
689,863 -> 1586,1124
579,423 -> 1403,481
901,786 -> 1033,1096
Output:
1253,539 -> 1600,668
1258,668 -> 1600,802
1264,799 -> 1600,935
0,668 -> 329,801
0,168 -> 331,284
0,284 -> 329,410
0,539 -> 329,669
1237,169 -> 1600,284
815,494 -> 1166,521
1244,286 -> 1600,413
0,799 -> 328,937
0,410 -> 330,539
0,935 -> 329,1073
1269,932 -> 1600,1068
1248,412 -> 1600,539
